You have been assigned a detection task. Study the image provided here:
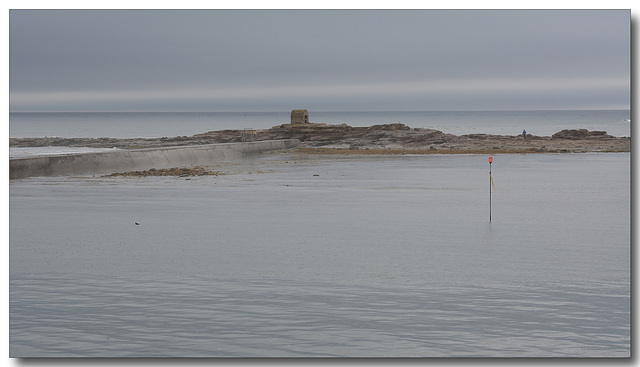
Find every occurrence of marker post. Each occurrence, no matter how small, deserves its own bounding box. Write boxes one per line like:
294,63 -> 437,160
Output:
489,156 -> 493,222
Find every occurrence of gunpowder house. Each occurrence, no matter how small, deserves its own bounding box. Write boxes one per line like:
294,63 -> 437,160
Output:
290,109 -> 309,124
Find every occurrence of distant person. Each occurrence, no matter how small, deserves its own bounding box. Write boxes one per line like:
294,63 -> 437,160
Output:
522,129 -> 527,140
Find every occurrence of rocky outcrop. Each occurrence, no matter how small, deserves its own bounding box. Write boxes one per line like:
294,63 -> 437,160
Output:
261,123 -> 364,145
103,166 -> 225,177
9,123 -> 630,154
552,129 -> 612,139
367,123 -> 411,131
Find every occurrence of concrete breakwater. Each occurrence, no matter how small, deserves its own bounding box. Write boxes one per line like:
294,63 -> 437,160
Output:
10,139 -> 300,179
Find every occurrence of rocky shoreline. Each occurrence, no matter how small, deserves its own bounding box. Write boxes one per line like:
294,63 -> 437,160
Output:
9,123 -> 630,154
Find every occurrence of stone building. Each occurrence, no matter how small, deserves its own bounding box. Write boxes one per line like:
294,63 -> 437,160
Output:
290,109 -> 309,124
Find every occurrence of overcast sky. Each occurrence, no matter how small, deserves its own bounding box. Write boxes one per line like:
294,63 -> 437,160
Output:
9,9 -> 631,112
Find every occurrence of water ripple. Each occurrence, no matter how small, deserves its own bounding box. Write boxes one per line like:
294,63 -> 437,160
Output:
10,273 -> 629,357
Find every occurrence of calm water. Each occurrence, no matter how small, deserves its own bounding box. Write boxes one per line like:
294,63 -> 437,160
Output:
9,153 -> 630,357
9,110 -> 631,138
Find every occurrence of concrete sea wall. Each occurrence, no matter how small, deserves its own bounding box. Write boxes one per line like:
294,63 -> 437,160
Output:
10,139 -> 300,179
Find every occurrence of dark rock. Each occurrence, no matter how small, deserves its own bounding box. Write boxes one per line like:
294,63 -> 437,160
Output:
552,129 -> 613,139
465,134 -> 490,140
552,129 -> 589,139
367,123 -> 410,131
103,166 -> 224,177
587,130 -> 609,136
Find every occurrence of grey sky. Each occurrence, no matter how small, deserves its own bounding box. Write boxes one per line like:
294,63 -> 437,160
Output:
9,9 -> 630,112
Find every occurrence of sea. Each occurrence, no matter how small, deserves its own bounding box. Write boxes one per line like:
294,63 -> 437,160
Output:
8,110 -> 631,359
